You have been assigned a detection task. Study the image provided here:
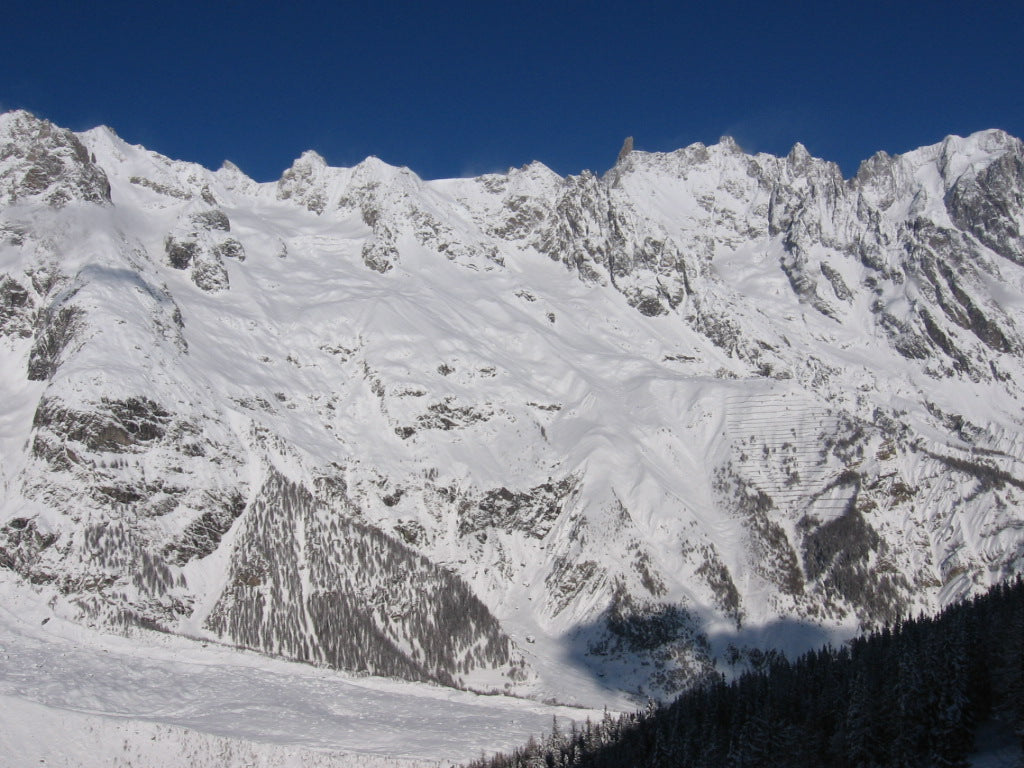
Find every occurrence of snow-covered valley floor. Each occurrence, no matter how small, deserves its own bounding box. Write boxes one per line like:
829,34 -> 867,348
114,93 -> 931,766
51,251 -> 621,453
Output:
0,575 -> 597,767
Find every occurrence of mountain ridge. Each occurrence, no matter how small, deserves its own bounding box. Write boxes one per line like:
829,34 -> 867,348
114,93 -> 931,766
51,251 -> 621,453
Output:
1,109 -> 1023,705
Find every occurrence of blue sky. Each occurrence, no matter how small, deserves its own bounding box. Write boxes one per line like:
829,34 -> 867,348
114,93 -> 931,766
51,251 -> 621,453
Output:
2,1 -> 1022,181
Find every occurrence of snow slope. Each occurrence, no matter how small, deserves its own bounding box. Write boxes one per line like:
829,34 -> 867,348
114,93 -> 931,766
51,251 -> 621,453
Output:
0,573 -> 595,767
1,108 -> 1023,715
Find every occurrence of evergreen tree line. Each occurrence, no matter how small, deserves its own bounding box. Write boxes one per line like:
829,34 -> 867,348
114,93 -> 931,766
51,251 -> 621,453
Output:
206,473 -> 518,686
469,577 -> 1024,768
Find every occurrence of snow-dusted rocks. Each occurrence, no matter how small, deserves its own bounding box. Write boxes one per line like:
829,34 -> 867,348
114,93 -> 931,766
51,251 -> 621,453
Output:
164,203 -> 245,291
1,110 -> 1024,705
0,110 -> 110,207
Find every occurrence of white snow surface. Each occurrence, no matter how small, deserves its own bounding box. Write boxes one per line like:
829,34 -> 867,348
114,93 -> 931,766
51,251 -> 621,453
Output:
0,574 -> 594,767
2,110 -> 1024,763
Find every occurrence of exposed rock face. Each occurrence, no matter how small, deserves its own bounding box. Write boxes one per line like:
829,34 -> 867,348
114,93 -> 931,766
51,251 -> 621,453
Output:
945,140 -> 1024,266
616,136 -> 634,164
163,204 -> 243,291
0,274 -> 34,337
27,304 -> 84,380
462,477 -> 578,539
0,516 -> 57,582
2,110 -> 1024,704
276,150 -> 330,214
0,111 -> 111,207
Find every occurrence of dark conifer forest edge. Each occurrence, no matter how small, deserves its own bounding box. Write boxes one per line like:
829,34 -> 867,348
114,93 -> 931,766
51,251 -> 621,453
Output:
468,577 -> 1024,768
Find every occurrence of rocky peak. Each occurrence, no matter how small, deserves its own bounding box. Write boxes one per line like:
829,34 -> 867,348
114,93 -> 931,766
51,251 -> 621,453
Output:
605,137 -> 636,187
214,159 -> 256,195
275,150 -> 338,213
716,135 -> 743,155
944,140 -> 1024,266
943,128 -> 1020,163
507,160 -> 562,190
275,149 -> 420,217
786,141 -> 812,169
295,149 -> 327,169
0,110 -> 111,207
616,136 -> 634,164
852,150 -> 897,200
348,155 -> 421,193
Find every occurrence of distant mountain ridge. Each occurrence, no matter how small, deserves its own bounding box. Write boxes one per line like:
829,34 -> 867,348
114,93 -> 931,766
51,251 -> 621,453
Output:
1,109 -> 1023,704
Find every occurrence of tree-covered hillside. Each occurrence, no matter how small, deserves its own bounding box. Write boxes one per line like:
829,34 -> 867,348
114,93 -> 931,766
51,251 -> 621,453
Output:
470,577 -> 1024,768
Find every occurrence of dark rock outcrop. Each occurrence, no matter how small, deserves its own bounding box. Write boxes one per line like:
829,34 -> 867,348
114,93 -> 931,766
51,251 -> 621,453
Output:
0,111 -> 111,206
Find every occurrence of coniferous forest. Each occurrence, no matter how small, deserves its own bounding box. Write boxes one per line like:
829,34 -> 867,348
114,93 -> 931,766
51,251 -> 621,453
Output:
470,578 -> 1024,768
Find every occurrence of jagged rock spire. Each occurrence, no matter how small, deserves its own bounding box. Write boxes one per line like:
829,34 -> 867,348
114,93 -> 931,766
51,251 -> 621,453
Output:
617,136 -> 635,164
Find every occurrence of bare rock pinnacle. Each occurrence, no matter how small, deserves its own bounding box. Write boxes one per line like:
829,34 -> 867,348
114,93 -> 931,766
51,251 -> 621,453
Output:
617,136 -> 635,164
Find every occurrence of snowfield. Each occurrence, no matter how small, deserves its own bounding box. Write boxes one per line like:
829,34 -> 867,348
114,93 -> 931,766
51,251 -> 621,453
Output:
0,574 -> 596,767
2,109 -> 1024,763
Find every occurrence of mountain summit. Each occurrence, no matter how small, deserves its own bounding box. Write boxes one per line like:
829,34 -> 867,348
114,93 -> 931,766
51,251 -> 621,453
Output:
1,110 -> 1023,703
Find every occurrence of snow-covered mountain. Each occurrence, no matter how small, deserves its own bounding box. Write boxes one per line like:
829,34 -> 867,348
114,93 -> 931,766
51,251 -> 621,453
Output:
2,109 -> 1024,704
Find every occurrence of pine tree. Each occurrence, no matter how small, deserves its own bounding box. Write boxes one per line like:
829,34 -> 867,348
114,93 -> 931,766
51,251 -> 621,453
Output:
474,578 -> 1024,768
892,647 -> 928,768
845,668 -> 880,768
930,615 -> 973,768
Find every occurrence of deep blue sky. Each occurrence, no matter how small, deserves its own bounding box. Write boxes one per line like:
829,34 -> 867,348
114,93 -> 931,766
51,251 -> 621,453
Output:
2,1 -> 1022,181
